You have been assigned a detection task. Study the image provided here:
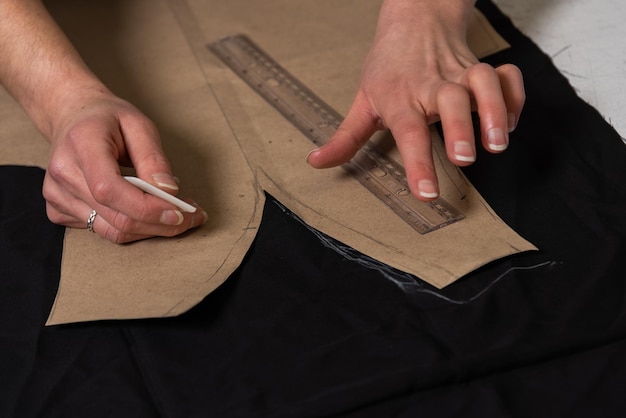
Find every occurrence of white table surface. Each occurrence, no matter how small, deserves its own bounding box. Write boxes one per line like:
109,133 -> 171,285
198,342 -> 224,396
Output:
495,0 -> 626,140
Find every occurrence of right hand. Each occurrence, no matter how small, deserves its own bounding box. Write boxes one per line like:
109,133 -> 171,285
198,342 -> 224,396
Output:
306,0 -> 525,200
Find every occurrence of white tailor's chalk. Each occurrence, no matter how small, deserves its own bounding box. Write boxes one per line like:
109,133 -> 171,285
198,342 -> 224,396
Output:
124,176 -> 197,213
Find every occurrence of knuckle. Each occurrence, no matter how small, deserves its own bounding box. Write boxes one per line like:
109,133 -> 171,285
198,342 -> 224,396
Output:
477,99 -> 504,116
391,120 -> 419,139
41,180 -> 55,204
382,109 -> 430,137
90,178 -> 116,205
144,150 -> 170,168
446,118 -> 474,133
497,63 -> 523,79
411,160 -> 436,174
65,124 -> 83,142
437,80 -> 460,94
467,62 -> 497,79
103,227 -> 127,244
108,203 -> 155,235
406,163 -> 436,189
63,123 -> 91,149
141,117 -> 159,134
42,173 -> 68,209
45,206 -> 63,225
436,81 -> 467,100
125,111 -> 159,137
46,158 -> 63,177
334,125 -> 364,150
46,158 -> 70,183
109,211 -> 137,235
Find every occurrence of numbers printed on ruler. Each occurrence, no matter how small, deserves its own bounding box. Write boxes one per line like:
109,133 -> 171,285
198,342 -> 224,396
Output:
209,34 -> 465,234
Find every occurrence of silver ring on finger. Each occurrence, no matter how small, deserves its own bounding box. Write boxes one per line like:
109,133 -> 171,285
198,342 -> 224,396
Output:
87,209 -> 97,233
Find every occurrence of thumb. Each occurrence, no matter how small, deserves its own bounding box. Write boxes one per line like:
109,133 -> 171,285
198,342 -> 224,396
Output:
306,91 -> 381,168
123,115 -> 179,195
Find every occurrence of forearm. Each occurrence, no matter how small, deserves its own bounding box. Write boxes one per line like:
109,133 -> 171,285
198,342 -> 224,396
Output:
0,0 -> 109,141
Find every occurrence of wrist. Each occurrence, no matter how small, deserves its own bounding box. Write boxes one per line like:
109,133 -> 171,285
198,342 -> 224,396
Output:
377,0 -> 476,37
35,74 -> 112,142
371,0 -> 478,71
0,0 -> 112,142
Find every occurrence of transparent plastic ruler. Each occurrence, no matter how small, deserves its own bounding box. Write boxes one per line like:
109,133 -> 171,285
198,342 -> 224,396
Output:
209,34 -> 464,234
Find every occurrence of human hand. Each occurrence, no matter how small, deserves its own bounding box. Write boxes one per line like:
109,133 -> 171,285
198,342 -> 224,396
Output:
0,0 -> 205,242
306,0 -> 525,200
43,89 -> 207,243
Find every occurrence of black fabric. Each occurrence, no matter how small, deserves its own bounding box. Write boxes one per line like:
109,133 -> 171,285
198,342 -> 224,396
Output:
2,1 -> 626,416
0,166 -> 65,417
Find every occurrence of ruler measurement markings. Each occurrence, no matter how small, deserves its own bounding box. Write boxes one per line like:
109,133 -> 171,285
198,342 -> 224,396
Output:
209,34 -> 464,234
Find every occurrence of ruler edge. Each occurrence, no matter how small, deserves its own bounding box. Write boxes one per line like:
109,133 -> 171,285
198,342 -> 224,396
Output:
207,34 -> 466,234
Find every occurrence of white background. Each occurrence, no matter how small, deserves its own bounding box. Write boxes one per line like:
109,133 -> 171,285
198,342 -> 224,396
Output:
495,0 -> 626,139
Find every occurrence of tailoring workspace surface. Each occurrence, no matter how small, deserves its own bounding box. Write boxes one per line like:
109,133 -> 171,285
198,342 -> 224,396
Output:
496,0 -> 626,139
1,1 -> 626,417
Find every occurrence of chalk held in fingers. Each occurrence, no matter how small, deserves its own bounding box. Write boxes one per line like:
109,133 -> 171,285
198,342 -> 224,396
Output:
124,176 -> 197,213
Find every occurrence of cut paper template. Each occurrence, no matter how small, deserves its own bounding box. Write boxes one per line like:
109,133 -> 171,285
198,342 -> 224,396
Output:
0,0 -> 535,325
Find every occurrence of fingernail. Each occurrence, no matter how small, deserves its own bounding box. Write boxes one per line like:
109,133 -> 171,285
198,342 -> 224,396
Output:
186,200 -> 208,227
161,209 -> 184,226
507,113 -> 517,133
417,179 -> 438,199
152,173 -> 179,191
487,128 -> 508,151
192,210 -> 209,228
305,149 -> 319,164
453,141 -> 476,162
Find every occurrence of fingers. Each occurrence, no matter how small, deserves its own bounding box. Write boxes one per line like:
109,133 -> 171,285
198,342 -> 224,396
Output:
306,63 -> 525,204
63,118 -> 183,227
306,89 -> 439,200
43,169 -> 207,244
119,114 -> 180,193
465,63 -> 509,154
385,112 -> 439,200
306,91 -> 381,168
462,63 -> 525,158
496,64 -> 525,133
43,99 -> 208,243
439,62 -> 522,166
437,81 -> 477,166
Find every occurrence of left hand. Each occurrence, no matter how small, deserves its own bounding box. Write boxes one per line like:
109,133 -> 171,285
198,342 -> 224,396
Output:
43,88 -> 207,243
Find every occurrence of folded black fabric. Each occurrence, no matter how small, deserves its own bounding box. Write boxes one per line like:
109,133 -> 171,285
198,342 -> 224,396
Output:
2,1 -> 626,417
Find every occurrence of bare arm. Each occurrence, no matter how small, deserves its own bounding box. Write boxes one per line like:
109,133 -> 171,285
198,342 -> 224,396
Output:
0,0 -> 102,136
0,0 -> 207,243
